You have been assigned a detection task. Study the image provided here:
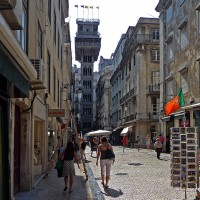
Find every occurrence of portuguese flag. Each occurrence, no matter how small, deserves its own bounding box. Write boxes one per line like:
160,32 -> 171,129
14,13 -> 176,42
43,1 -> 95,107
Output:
165,88 -> 185,116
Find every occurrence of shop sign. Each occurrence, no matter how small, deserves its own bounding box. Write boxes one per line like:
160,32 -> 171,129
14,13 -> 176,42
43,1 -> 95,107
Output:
48,109 -> 65,117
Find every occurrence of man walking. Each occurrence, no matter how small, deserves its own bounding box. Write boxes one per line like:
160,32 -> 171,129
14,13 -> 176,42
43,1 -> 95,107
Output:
154,138 -> 163,159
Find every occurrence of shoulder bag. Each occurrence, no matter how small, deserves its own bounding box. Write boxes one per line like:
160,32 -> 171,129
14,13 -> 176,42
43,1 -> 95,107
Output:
107,144 -> 115,160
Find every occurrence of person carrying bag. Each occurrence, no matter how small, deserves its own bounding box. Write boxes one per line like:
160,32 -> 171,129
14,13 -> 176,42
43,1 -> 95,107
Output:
96,136 -> 114,188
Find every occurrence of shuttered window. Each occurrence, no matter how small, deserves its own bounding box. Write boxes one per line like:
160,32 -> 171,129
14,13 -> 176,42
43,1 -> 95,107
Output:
167,42 -> 173,61
180,71 -> 188,93
180,25 -> 188,49
166,80 -> 173,102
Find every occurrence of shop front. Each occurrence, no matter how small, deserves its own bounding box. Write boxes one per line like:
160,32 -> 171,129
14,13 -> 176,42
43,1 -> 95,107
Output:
0,98 -> 9,200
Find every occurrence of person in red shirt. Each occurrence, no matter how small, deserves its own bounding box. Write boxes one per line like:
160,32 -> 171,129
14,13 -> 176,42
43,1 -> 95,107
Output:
122,135 -> 128,152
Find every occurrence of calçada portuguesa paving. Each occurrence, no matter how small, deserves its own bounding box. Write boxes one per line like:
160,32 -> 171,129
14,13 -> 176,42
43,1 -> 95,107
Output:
16,146 -> 197,200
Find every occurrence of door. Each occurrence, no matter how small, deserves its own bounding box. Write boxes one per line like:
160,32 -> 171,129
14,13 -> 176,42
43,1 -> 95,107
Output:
14,105 -> 20,194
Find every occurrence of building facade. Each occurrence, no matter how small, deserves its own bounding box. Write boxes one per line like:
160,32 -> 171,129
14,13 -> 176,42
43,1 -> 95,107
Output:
0,0 -> 72,199
156,0 -> 200,139
96,57 -> 113,131
111,18 -> 160,146
75,16 -> 101,133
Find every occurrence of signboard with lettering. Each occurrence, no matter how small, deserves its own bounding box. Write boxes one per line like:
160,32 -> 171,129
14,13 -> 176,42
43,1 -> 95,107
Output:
48,109 -> 65,117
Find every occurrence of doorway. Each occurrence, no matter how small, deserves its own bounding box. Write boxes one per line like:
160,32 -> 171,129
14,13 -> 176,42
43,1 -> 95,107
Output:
14,105 -> 20,194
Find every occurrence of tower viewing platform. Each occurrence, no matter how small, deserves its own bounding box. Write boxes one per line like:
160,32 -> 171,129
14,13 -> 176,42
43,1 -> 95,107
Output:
75,18 -> 101,62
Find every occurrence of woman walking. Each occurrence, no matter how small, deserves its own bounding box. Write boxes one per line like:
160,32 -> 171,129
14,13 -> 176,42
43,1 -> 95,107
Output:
96,136 -> 114,188
62,136 -> 80,193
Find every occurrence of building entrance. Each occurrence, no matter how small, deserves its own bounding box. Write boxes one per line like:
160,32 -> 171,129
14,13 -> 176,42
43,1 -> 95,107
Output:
14,105 -> 20,194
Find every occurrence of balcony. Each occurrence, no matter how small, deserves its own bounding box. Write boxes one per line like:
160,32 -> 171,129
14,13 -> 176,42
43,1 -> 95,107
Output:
122,34 -> 159,64
76,31 -> 100,37
136,112 -> 159,120
147,84 -> 160,94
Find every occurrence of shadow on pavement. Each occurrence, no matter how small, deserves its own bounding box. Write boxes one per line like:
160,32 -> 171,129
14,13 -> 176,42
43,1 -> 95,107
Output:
128,162 -> 143,166
101,187 -> 123,198
85,159 -> 92,163
115,173 -> 128,176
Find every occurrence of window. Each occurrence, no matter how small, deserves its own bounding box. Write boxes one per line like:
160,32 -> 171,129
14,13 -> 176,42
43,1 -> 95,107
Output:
48,0 -> 51,24
152,29 -> 159,40
47,50 -> 51,93
129,60 -> 131,71
166,80 -> 173,102
152,97 -> 160,115
57,31 -> 60,58
166,4 -> 173,24
167,42 -> 173,61
180,25 -> 188,49
54,68 -> 56,101
151,49 -> 160,61
16,1 -> 27,52
133,54 -> 136,66
57,79 -> 59,107
180,71 -> 188,93
197,9 -> 200,34
152,70 -> 160,90
54,11 -> 56,44
37,22 -> 43,59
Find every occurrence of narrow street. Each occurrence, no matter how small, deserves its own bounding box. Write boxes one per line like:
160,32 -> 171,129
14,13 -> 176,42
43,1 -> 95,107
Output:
16,146 -> 197,200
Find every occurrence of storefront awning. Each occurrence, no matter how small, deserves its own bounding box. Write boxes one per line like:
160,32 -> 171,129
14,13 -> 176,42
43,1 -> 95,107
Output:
174,111 -> 185,120
120,126 -> 132,136
161,116 -> 171,122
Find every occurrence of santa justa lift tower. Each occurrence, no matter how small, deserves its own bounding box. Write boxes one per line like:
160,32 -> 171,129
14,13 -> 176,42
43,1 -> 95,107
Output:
75,13 -> 101,133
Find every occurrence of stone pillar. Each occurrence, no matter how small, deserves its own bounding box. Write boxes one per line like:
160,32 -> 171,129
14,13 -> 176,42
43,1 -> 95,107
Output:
20,112 -> 32,190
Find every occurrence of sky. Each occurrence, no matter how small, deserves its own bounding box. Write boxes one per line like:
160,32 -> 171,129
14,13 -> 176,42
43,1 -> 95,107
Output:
68,0 -> 159,71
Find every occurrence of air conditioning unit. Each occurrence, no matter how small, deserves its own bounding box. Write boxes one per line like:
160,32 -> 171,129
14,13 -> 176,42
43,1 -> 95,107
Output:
30,59 -> 45,83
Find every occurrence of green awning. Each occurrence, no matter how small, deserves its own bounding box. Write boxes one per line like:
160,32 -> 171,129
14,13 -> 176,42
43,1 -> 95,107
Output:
0,48 -> 29,97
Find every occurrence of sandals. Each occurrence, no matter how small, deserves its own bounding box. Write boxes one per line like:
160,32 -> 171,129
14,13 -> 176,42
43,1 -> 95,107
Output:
68,189 -> 73,193
63,187 -> 67,191
105,185 -> 109,188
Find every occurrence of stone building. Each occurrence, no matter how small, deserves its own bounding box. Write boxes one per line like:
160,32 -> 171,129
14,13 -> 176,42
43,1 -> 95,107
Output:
110,34 -> 127,144
0,0 -> 71,199
156,0 -> 200,138
111,18 -> 160,146
96,57 -> 113,131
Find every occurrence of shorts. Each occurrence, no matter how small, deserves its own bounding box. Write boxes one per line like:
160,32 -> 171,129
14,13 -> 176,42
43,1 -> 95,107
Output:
100,159 -> 112,176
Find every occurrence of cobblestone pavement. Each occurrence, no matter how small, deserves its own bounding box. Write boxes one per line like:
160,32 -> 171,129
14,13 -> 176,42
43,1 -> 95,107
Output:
86,146 -> 197,200
16,146 -> 197,200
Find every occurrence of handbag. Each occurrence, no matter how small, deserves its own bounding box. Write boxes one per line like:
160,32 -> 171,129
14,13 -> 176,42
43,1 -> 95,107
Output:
55,158 -> 64,177
107,144 -> 115,159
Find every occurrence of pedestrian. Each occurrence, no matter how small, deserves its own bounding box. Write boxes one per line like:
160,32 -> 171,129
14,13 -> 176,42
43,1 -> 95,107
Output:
96,136 -> 114,188
91,137 -> 98,157
80,138 -> 87,159
154,138 -> 163,159
121,135 -> 128,152
165,135 -> 170,153
145,134 -> 151,150
62,136 -> 80,193
135,136 -> 140,151
158,134 -> 164,144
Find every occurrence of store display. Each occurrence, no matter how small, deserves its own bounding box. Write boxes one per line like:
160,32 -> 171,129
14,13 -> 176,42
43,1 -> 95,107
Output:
170,127 -> 199,189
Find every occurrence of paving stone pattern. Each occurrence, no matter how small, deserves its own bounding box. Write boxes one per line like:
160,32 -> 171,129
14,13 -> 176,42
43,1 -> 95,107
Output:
16,146 -> 197,200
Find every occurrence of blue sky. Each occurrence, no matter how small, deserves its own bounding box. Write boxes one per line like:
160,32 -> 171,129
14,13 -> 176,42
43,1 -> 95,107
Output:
68,0 -> 159,71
